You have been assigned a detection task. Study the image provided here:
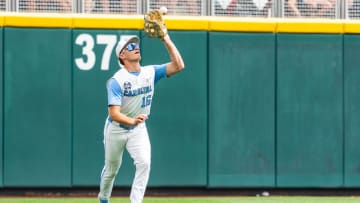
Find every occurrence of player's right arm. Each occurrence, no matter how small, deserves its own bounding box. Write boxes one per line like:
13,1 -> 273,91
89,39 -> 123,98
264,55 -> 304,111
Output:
108,105 -> 147,126
107,78 -> 147,126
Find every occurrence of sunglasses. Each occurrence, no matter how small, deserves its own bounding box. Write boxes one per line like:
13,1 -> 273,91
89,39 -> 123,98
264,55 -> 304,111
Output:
125,43 -> 140,51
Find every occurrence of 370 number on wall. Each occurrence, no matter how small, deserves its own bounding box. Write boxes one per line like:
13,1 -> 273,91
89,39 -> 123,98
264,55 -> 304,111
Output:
74,33 -> 119,71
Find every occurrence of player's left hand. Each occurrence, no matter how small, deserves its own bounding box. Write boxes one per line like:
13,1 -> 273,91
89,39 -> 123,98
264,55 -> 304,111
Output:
135,114 -> 148,124
144,9 -> 167,40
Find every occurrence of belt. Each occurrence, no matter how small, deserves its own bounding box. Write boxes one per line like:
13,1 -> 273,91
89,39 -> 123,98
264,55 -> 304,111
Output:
107,117 -> 136,130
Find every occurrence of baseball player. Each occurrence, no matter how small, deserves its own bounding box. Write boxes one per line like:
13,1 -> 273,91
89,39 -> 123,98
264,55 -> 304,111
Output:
98,33 -> 185,203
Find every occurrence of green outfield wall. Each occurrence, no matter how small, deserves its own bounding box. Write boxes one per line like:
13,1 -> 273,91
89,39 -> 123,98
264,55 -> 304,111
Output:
344,34 -> 360,187
0,27 -> 2,187
1,14 -> 360,188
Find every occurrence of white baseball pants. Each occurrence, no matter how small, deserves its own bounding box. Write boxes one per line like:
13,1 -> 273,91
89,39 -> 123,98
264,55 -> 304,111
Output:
98,120 -> 151,203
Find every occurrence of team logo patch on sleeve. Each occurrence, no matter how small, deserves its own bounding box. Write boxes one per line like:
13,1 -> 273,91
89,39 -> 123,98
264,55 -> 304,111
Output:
124,81 -> 132,91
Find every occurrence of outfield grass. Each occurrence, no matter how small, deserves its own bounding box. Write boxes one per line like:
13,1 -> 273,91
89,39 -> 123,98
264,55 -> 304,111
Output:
1,197 -> 360,203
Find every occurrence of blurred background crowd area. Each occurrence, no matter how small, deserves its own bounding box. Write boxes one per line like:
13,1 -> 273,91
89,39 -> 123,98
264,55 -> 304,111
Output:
0,0 -> 358,19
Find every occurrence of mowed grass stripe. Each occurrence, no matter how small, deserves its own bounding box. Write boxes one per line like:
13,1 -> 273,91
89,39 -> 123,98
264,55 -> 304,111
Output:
0,197 -> 360,203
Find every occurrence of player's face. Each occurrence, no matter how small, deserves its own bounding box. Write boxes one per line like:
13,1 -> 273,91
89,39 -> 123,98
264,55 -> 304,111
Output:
124,43 -> 141,62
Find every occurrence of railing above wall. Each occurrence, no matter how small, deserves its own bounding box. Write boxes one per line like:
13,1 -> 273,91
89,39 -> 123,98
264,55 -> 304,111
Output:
1,13 -> 360,35
0,0 -> 358,19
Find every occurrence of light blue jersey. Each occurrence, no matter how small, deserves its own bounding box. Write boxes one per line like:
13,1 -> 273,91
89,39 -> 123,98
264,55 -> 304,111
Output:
107,64 -> 167,120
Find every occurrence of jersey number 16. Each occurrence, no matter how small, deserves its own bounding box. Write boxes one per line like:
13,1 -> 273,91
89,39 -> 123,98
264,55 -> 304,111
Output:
141,95 -> 152,108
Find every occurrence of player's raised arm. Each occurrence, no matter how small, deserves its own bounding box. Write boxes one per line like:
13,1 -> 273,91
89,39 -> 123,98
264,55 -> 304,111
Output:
163,34 -> 185,77
143,8 -> 185,77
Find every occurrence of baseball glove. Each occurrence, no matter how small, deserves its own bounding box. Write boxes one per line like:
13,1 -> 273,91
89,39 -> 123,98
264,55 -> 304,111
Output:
144,9 -> 167,40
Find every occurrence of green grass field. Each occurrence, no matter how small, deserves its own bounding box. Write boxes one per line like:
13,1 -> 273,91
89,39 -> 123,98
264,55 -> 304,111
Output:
1,197 -> 360,203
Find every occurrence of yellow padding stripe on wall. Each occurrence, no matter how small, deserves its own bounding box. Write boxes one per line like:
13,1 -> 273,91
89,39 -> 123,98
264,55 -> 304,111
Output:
0,15 -> 4,26
3,13 -> 73,28
163,16 -> 209,30
344,21 -> 360,33
208,17 -> 276,32
72,14 -> 143,29
275,19 -> 344,33
1,13 -> 360,33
